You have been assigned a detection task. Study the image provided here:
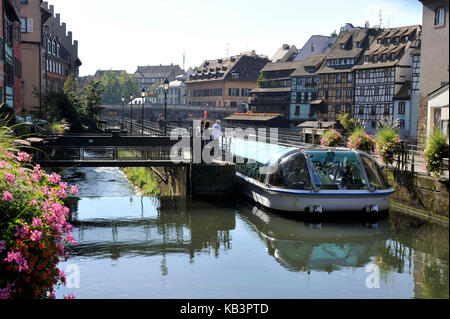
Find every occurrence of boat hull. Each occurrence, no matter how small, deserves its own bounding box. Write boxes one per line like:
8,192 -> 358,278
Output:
236,173 -> 393,213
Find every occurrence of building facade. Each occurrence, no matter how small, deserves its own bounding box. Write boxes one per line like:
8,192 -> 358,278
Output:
135,64 -> 184,91
1,0 -> 22,113
186,51 -> 269,108
353,25 -> 421,137
290,54 -> 327,126
42,8 -> 82,92
19,1 -> 80,115
250,60 -> 303,118
156,79 -> 187,105
417,0 -> 449,144
317,27 -> 380,121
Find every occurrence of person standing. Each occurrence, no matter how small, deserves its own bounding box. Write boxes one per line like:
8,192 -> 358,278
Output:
158,114 -> 166,132
212,119 -> 223,140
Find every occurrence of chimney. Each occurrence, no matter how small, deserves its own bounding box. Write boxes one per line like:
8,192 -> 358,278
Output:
62,23 -> 66,36
365,21 -> 370,31
282,44 -> 289,50
56,14 -> 60,26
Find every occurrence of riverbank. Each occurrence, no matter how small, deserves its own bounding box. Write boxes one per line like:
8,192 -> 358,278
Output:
120,167 -> 161,196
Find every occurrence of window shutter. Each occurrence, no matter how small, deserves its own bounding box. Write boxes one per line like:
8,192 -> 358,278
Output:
27,18 -> 34,33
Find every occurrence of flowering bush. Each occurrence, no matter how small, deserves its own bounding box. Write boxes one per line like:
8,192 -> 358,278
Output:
374,127 -> 401,165
0,127 -> 78,299
347,128 -> 376,154
320,129 -> 344,147
422,130 -> 449,177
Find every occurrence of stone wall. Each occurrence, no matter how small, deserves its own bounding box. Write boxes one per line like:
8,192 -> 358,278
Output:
148,166 -> 188,196
384,168 -> 449,219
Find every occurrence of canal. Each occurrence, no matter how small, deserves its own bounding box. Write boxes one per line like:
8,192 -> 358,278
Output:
56,167 -> 449,299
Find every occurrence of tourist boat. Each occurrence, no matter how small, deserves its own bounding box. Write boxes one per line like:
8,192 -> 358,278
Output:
229,138 -> 394,214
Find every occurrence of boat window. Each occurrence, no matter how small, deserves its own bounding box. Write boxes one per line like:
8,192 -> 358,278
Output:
305,151 -> 369,190
236,160 -> 269,184
360,154 -> 390,190
269,152 -> 311,190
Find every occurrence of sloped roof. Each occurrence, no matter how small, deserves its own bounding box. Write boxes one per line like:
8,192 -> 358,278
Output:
291,54 -> 327,76
393,81 -> 411,100
136,64 -> 183,78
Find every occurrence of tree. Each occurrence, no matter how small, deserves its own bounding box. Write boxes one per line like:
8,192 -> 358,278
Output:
98,71 -> 140,104
331,30 -> 338,38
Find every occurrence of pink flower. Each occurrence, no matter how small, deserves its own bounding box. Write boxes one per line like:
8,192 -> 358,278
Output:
4,173 -> 15,185
31,172 -> 43,182
32,217 -> 42,228
2,191 -> 13,202
30,230 -> 42,242
48,292 -> 56,299
56,188 -> 66,198
70,185 -> 79,195
30,200 -> 38,207
15,225 -> 29,239
47,173 -> 61,184
64,294 -> 76,299
0,160 -> 10,169
17,152 -> 32,162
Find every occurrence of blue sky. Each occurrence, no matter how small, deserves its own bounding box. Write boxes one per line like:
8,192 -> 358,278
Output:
47,0 -> 423,76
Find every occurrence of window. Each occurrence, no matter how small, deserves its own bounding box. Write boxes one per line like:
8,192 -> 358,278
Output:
398,119 -> 405,129
346,90 -> 352,99
385,38 -> 391,44
382,54 -> 387,61
435,8 -> 445,26
336,74 -> 342,83
356,41 -> 361,48
371,121 -> 377,129
394,37 -> 400,44
359,107 -> 364,115
390,53 -> 396,60
377,39 -> 382,44
336,90 -> 341,99
20,18 -> 27,33
295,105 -> 300,116
384,107 -> 390,116
324,90 -> 328,99
373,55 -> 378,62
398,102 -> 406,115
340,43 -> 346,49
311,43 -> 315,52
20,0 -> 29,3
365,55 -> 370,62
347,73 -> 353,83
371,106 -> 376,115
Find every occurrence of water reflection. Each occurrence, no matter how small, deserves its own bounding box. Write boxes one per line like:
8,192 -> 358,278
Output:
236,201 -> 448,298
66,196 -> 235,268
237,202 -> 390,273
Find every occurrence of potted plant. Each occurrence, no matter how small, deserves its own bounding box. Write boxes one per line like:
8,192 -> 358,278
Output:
347,127 -> 376,154
321,129 -> 344,147
374,126 -> 401,165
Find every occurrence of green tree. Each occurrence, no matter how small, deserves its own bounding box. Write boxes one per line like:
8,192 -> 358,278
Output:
99,71 -> 140,104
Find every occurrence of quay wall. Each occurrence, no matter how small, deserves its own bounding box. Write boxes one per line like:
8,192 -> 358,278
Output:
384,168 -> 449,221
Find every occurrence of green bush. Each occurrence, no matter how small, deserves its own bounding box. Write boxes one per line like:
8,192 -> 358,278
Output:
422,130 -> 449,177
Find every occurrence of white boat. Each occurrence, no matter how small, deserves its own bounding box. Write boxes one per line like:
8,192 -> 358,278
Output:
229,139 -> 394,214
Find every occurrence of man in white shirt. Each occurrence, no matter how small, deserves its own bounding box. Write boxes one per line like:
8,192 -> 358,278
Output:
211,120 -> 223,140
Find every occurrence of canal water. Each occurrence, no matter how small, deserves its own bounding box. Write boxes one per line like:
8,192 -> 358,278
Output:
56,167 -> 449,299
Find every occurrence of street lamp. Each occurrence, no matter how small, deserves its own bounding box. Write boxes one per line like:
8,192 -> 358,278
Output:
121,95 -> 125,131
163,79 -> 170,135
129,92 -> 134,135
141,88 -> 146,135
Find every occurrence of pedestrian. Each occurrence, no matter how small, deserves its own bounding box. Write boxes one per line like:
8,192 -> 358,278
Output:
212,119 -> 223,140
158,114 -> 166,132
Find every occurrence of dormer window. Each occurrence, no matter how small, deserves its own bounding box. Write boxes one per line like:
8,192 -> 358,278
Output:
404,35 -> 409,42
373,55 -> 378,62
356,41 -> 361,48
377,39 -> 382,44
385,38 -> 391,44
330,60 -> 335,66
390,53 -> 396,60
340,43 -> 346,49
382,54 -> 387,62
394,37 -> 400,44
365,55 -> 370,62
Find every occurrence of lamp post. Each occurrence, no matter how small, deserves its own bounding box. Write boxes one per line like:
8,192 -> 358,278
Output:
121,95 -> 125,131
129,92 -> 134,135
163,79 -> 170,135
141,88 -> 146,135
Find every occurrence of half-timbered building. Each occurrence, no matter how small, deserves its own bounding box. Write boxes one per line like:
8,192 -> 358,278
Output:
317,27 -> 380,121
353,25 -> 422,136
290,54 -> 327,126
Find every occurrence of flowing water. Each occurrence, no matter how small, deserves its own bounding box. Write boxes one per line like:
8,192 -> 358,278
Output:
56,167 -> 449,299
